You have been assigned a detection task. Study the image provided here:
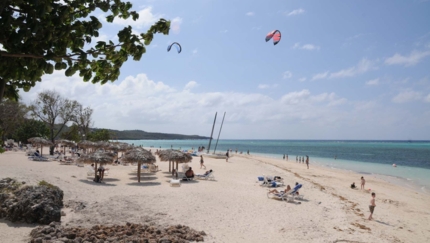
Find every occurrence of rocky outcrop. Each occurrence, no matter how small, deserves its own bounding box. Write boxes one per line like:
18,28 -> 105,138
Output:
0,178 -> 64,224
29,222 -> 206,243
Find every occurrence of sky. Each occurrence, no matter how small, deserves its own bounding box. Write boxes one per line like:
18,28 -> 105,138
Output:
19,0 -> 430,140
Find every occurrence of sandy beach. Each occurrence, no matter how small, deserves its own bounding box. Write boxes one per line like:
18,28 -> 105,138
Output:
1,149 -> 430,243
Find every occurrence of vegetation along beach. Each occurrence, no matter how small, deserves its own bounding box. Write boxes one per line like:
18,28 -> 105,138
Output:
1,0 -> 430,243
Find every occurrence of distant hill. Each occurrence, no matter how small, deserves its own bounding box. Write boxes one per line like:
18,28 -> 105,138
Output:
92,128 -> 210,140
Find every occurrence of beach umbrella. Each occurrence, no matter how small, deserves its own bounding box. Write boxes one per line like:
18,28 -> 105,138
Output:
158,149 -> 193,172
28,137 -> 54,156
78,151 -> 115,181
77,141 -> 95,153
55,139 -> 76,153
123,148 -> 156,182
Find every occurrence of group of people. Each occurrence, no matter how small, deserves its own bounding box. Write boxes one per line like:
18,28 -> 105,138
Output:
350,176 -> 366,190
351,177 -> 376,220
294,155 -> 310,169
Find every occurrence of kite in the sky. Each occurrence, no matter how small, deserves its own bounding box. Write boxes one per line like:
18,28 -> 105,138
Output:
265,30 -> 281,45
167,42 -> 182,53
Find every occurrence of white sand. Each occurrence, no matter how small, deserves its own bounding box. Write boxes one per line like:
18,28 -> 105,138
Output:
1,149 -> 430,243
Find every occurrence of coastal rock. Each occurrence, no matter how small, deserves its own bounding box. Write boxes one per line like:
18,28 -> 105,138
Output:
0,178 -> 64,224
29,223 -> 206,243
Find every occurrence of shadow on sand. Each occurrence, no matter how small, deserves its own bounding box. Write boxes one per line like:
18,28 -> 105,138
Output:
375,220 -> 392,226
128,176 -> 158,181
126,182 -> 161,186
78,179 -> 117,186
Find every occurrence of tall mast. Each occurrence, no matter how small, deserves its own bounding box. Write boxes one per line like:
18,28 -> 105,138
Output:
213,112 -> 226,154
206,112 -> 217,154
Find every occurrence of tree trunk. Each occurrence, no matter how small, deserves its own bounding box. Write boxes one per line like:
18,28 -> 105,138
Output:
0,78 -> 5,102
138,163 -> 141,183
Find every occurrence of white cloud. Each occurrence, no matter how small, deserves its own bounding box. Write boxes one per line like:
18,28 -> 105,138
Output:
329,58 -> 378,79
18,72 -> 354,138
391,90 -> 422,103
424,94 -> 430,103
170,17 -> 183,34
246,12 -> 255,16
385,50 -> 430,67
184,81 -> 198,91
283,71 -> 292,79
192,49 -> 198,54
220,30 -> 228,33
312,71 -> 329,81
287,8 -> 305,16
112,6 -> 163,29
298,77 -> 306,82
365,78 -> 379,86
281,90 -> 310,104
292,42 -> 320,51
258,84 -> 278,89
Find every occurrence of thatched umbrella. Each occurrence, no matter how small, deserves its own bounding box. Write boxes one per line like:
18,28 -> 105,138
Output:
78,141 -> 95,153
158,149 -> 193,172
55,139 -> 76,154
78,151 -> 115,181
123,148 -> 156,182
28,137 -> 54,156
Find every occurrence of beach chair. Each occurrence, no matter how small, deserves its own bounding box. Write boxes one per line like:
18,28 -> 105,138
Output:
287,184 -> 304,200
182,163 -> 190,173
196,171 -> 215,180
267,190 -> 294,202
260,176 -> 283,187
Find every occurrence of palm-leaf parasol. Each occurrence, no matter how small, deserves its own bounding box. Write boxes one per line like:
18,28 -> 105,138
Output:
78,151 -> 115,181
123,148 -> 156,182
28,137 -> 54,156
158,149 -> 193,172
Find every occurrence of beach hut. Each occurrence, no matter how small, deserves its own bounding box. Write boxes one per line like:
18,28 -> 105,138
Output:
158,149 -> 193,173
27,137 -> 53,156
122,148 -> 156,183
78,151 -> 115,181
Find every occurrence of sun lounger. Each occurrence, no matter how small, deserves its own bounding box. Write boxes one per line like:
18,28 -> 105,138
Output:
267,190 -> 294,202
259,176 -> 283,187
196,171 -> 215,180
288,184 -> 304,200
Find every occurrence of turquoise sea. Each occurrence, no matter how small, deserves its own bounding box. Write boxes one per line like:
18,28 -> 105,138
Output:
122,139 -> 430,194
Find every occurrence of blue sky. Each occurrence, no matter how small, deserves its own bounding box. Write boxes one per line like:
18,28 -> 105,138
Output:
20,0 -> 430,140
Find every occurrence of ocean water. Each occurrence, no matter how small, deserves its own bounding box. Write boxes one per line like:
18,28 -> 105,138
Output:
122,139 -> 430,193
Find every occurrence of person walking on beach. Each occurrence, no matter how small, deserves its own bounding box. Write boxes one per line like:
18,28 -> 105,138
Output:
226,150 -> 229,162
361,177 -> 365,190
283,154 -> 285,160
306,155 -> 309,169
296,156 -> 298,162
368,192 -> 376,220
200,155 -> 206,169
286,154 -> 288,161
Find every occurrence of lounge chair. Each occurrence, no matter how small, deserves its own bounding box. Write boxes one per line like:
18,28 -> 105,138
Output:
259,175 -> 283,187
287,184 -> 304,200
196,171 -> 215,180
267,190 -> 294,202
